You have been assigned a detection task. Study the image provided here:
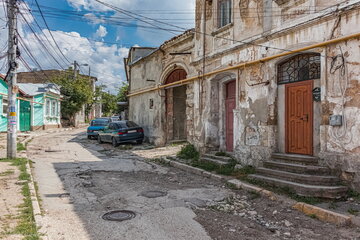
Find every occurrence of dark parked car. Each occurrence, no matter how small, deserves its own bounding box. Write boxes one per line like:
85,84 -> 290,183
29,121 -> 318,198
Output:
87,118 -> 111,139
97,121 -> 144,147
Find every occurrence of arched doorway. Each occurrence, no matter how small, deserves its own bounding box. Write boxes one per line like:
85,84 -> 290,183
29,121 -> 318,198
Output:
165,69 -> 187,142
277,53 -> 321,155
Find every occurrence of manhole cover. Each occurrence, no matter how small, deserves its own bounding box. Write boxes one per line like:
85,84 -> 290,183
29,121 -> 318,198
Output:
102,210 -> 136,222
140,190 -> 167,198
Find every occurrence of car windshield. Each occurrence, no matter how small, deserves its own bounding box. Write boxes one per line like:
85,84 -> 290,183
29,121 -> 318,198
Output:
91,120 -> 109,126
119,121 -> 138,128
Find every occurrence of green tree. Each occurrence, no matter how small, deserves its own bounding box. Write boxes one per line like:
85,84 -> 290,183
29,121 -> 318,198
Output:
52,70 -> 93,124
117,82 -> 129,113
101,91 -> 118,116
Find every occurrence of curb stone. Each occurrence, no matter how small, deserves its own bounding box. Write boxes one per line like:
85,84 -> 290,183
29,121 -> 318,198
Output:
21,128 -> 74,239
161,156 -> 359,227
293,202 -> 352,226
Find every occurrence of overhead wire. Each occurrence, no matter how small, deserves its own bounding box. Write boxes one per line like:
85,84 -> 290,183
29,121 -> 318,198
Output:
19,11 -> 66,70
33,0 -> 71,64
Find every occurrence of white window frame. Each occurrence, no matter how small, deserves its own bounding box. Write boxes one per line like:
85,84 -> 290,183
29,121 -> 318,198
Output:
218,0 -> 232,28
46,99 -> 50,116
2,96 -> 8,115
51,100 -> 56,116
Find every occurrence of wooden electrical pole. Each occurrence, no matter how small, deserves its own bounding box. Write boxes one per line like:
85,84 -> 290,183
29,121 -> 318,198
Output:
6,0 -> 18,159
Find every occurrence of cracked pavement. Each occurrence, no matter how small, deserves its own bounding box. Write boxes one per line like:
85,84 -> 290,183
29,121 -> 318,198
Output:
27,129 -> 360,240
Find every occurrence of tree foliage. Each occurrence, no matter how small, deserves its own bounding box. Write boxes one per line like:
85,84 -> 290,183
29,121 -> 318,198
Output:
117,82 -> 129,112
101,91 -> 117,116
52,70 -> 93,121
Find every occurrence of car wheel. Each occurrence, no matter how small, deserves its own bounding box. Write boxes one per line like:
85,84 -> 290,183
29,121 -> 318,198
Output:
112,138 -> 119,147
136,140 -> 143,145
97,136 -> 103,144
87,136 -> 92,140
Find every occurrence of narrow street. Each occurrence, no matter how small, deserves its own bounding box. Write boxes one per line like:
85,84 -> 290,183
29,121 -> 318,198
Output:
26,129 -> 360,240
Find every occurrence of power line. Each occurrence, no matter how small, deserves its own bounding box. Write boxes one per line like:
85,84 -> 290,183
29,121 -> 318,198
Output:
19,12 -> 66,70
20,5 -> 70,67
33,0 -> 71,64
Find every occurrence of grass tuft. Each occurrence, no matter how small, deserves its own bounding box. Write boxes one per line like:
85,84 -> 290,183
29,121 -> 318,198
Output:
347,208 -> 359,216
177,144 -> 199,161
17,143 -> 27,151
0,169 -> 15,176
0,158 -> 39,239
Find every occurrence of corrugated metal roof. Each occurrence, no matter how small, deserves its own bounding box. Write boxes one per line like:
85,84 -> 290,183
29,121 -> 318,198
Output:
18,83 -> 61,96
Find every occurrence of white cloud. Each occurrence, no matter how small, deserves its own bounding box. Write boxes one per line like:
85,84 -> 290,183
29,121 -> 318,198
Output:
95,25 -> 108,38
84,13 -> 106,24
67,0 -> 196,45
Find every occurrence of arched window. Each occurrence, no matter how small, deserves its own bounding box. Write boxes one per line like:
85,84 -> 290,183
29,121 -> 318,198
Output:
278,53 -> 321,84
165,69 -> 187,84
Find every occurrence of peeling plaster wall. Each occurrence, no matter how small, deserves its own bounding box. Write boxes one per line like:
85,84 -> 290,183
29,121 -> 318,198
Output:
128,35 -> 195,146
191,0 -> 360,190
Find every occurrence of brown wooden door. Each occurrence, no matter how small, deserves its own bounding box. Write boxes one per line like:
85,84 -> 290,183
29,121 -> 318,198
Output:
226,81 -> 236,152
286,80 -> 313,155
165,69 -> 187,141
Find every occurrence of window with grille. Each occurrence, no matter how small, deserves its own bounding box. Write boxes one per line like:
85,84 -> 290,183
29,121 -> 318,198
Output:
218,0 -> 232,28
278,53 -> 321,84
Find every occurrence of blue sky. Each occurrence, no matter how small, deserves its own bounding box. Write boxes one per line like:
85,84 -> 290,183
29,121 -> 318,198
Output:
0,0 -> 195,93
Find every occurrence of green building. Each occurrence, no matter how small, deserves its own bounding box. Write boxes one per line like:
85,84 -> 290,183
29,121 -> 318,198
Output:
0,76 -> 61,132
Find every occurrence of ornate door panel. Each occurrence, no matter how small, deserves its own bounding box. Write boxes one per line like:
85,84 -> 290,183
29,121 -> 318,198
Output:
286,80 -> 313,155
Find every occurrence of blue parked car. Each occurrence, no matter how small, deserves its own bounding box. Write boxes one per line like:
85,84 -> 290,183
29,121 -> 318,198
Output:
87,118 -> 111,139
97,121 -> 144,147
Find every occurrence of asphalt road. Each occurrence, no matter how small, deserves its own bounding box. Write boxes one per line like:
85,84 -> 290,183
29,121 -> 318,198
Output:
27,129 -> 360,240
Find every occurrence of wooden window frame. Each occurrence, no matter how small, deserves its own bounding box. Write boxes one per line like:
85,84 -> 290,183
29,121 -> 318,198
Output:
218,0 -> 232,28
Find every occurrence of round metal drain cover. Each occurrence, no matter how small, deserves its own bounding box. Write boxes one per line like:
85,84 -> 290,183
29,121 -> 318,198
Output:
140,190 -> 167,198
102,210 -> 136,222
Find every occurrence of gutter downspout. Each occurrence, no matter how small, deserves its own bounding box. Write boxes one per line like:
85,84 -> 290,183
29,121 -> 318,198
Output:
127,32 -> 360,97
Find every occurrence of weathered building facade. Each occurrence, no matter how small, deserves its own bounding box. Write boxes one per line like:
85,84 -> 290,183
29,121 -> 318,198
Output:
127,0 -> 360,192
125,31 -> 195,146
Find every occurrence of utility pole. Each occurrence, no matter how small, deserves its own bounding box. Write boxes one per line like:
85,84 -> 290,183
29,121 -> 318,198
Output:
6,0 -> 18,159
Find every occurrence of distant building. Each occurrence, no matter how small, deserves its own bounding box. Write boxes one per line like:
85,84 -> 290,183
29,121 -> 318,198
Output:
0,75 -> 61,131
17,69 -> 101,126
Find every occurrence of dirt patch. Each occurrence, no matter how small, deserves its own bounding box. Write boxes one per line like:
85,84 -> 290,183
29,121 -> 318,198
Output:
195,189 -> 360,240
0,162 -> 23,240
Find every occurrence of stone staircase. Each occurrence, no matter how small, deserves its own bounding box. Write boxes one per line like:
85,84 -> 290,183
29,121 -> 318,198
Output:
249,153 -> 347,199
200,153 -> 233,166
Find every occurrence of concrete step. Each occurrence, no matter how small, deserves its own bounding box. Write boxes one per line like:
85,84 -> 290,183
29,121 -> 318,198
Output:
200,157 -> 230,166
271,153 -> 319,165
202,154 -> 232,163
263,161 -> 331,175
248,174 -> 348,199
256,167 -> 340,186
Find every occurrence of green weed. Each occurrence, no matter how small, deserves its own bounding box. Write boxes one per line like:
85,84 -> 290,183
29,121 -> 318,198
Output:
0,169 -> 14,176
329,201 -> 339,210
177,144 -> 199,161
0,158 -> 40,239
347,190 -> 360,202
348,208 -> 359,216
17,143 -> 27,151
215,151 -> 228,157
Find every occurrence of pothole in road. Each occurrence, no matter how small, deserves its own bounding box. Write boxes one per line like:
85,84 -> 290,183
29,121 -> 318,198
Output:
140,190 -> 168,198
102,210 -> 136,222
